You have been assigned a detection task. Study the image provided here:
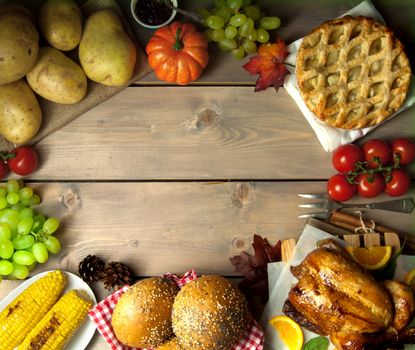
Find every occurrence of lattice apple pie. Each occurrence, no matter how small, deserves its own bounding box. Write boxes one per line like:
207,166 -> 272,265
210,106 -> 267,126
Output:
296,16 -> 412,129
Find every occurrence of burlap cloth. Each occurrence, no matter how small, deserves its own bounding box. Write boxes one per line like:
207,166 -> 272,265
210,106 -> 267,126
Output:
0,0 -> 152,151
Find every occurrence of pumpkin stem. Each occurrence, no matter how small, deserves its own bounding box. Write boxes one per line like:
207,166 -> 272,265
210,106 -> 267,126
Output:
173,27 -> 183,50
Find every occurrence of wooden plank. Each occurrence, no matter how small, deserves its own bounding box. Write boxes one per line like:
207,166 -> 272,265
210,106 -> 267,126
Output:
31,86 -> 415,180
0,182 -> 413,295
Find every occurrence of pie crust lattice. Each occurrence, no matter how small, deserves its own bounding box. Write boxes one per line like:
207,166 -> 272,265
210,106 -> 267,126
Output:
296,16 -> 412,129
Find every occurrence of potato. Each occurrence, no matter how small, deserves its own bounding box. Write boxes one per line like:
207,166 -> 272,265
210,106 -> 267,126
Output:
39,0 -> 82,51
0,11 -> 39,85
79,9 -> 136,86
27,46 -> 87,104
0,79 -> 42,144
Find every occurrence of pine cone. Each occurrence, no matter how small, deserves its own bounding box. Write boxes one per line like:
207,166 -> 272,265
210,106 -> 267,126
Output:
78,255 -> 105,285
101,261 -> 134,291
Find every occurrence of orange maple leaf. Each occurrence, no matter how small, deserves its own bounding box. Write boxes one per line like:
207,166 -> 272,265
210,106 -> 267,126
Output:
243,37 -> 289,92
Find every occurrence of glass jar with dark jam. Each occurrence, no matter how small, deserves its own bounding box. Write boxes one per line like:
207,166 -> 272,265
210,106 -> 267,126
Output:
134,0 -> 173,26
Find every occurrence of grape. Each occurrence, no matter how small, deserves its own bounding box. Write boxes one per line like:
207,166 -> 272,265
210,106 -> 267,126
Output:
0,187 -> 7,197
227,0 -> 243,10
13,250 -> 35,265
256,28 -> 270,43
32,214 -> 46,232
215,0 -> 227,6
0,223 -> 11,241
206,15 -> 225,29
211,28 -> 225,42
0,260 -> 13,275
0,209 -> 20,234
20,207 -> 34,219
19,187 -> 33,201
218,38 -> 238,51
242,0 -> 252,7
18,217 -> 33,235
11,262 -> 29,279
197,8 -> 211,20
231,46 -> 245,60
0,197 -> 7,210
247,31 -> 257,41
7,192 -> 19,205
238,18 -> 255,38
242,39 -> 257,54
0,240 -> 14,259
12,235 -> 35,250
245,5 -> 261,20
11,203 -> 26,212
27,261 -> 37,271
229,13 -> 246,27
43,217 -> 60,235
225,25 -> 238,39
32,242 -> 48,263
259,16 -> 281,30
203,28 -> 213,42
44,236 -> 61,254
216,6 -> 233,22
6,179 -> 20,193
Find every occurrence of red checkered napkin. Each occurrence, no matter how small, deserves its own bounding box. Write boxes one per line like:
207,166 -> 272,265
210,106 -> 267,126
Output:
88,269 -> 264,350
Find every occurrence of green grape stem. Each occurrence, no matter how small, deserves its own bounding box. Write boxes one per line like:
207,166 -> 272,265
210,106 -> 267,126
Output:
346,155 -> 401,184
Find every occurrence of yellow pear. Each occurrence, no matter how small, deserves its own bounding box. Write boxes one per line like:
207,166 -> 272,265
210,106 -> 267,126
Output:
79,9 -> 137,86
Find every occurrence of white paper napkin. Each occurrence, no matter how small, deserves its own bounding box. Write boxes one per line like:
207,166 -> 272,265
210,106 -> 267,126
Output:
284,0 -> 415,152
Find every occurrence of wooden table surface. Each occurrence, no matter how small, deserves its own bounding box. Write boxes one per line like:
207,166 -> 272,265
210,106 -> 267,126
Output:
1,0 -> 415,349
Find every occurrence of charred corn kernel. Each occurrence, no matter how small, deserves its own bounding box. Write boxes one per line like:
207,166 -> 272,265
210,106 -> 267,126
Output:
0,270 -> 66,350
18,289 -> 93,350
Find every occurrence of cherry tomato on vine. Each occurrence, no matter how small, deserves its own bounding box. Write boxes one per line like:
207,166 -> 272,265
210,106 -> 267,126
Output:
362,139 -> 392,168
356,173 -> 385,198
7,147 -> 38,176
327,174 -> 356,201
384,169 -> 411,197
391,137 -> 415,166
332,144 -> 363,173
0,161 -> 9,179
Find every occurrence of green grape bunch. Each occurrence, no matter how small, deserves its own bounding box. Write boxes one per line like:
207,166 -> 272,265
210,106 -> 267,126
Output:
0,179 -> 62,281
199,0 -> 281,59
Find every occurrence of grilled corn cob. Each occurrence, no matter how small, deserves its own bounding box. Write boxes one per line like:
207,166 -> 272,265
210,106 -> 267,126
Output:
18,289 -> 93,350
0,270 -> 66,350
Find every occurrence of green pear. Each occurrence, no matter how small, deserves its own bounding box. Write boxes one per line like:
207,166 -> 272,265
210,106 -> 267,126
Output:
79,9 -> 137,87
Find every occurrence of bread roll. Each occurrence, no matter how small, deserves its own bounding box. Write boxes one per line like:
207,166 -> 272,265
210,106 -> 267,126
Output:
172,275 -> 248,350
112,277 -> 179,348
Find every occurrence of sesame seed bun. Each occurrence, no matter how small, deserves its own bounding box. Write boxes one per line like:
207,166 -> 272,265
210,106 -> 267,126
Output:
112,277 -> 179,348
172,275 -> 248,350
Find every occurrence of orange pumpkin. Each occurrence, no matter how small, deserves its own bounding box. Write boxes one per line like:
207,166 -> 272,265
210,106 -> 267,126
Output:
146,21 -> 209,85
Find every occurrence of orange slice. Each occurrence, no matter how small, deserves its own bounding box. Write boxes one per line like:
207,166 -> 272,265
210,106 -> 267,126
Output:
269,315 -> 303,350
346,245 -> 392,270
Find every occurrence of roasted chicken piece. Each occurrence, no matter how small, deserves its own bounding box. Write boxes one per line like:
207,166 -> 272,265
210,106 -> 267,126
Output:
283,239 -> 415,350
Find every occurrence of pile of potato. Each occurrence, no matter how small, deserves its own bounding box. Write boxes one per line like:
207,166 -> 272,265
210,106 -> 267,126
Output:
0,0 -> 137,145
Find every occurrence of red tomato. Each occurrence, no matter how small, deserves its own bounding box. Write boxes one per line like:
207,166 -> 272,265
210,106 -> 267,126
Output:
391,137 -> 415,166
356,173 -> 385,198
362,139 -> 392,168
327,174 -> 356,201
0,161 -> 9,179
384,169 -> 411,197
332,144 -> 363,173
7,147 -> 38,176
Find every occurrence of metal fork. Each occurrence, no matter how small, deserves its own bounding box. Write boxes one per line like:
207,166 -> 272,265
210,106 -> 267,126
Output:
298,193 -> 415,219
